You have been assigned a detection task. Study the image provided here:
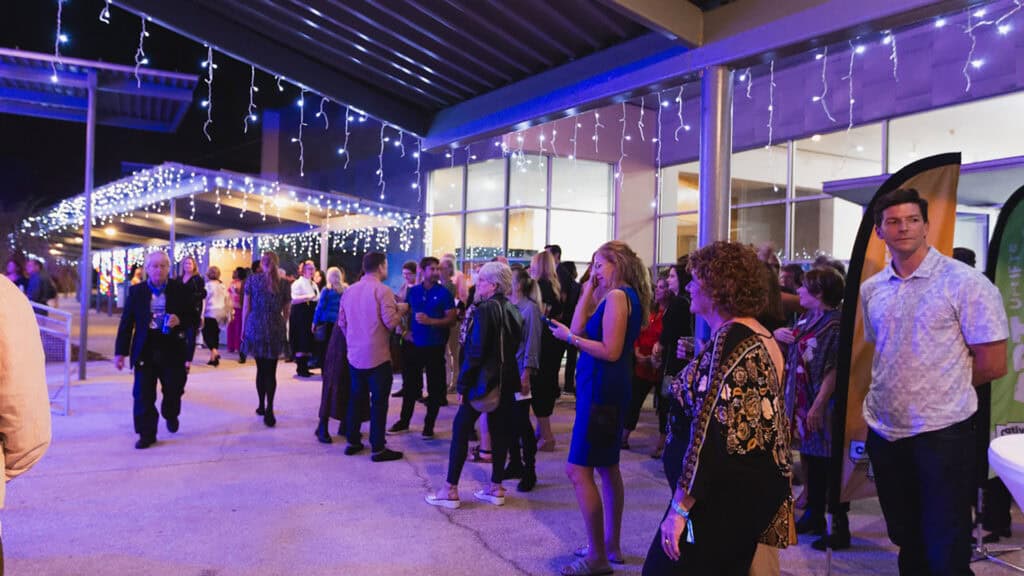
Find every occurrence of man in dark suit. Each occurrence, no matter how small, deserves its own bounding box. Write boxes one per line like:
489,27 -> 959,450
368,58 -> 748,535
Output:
114,251 -> 196,449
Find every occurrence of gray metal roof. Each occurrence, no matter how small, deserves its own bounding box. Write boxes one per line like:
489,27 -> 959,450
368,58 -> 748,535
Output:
0,48 -> 198,132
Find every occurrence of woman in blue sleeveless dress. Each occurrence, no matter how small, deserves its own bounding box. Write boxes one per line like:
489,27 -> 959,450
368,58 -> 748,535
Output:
549,240 -> 650,576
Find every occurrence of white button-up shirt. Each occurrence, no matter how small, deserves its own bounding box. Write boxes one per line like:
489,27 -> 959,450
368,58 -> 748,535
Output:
862,247 -> 1008,441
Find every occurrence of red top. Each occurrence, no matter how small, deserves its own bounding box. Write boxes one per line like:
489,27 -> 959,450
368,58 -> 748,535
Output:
634,308 -> 664,382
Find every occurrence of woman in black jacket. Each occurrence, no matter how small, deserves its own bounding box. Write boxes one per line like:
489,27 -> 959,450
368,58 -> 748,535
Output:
426,261 -> 523,509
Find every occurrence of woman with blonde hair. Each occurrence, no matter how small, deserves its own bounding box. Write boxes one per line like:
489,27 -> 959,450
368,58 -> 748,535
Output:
549,240 -> 650,576
530,250 -> 563,451
179,255 -> 206,372
242,251 -> 291,427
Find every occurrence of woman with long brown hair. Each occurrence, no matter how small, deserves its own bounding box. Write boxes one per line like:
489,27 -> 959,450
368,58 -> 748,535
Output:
179,255 -> 206,372
241,251 -> 291,427
530,250 -> 563,451
549,240 -> 650,576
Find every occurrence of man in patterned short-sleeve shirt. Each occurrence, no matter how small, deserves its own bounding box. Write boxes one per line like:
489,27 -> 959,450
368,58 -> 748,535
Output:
861,188 -> 1008,576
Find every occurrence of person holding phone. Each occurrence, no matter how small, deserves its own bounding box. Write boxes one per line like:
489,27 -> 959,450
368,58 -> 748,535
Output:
548,241 -> 649,576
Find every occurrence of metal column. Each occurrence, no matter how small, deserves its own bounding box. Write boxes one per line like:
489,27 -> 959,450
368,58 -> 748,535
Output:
698,65 -> 733,247
78,71 -> 97,380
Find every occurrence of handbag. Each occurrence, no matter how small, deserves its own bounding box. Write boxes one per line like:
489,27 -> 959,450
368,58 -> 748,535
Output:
469,306 -> 506,413
313,322 -> 331,343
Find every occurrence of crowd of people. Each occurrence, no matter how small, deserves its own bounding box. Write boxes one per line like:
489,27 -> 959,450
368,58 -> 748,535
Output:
102,187 -> 1010,576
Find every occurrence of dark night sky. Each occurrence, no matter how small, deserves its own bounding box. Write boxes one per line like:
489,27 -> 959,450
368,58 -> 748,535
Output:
0,1 -> 297,210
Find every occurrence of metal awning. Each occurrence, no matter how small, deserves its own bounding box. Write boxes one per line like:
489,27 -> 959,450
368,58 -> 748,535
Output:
0,48 -> 198,132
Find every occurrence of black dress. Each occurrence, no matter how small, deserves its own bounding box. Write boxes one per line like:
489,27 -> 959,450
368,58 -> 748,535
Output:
181,274 -> 206,363
534,278 -> 564,418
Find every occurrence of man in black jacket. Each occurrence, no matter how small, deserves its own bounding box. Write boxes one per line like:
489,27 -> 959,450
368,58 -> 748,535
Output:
114,251 -> 196,449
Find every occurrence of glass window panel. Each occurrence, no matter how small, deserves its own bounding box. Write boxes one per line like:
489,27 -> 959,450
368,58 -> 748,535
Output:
953,212 -> 990,271
792,198 -> 862,262
730,203 -> 786,250
465,210 -> 505,262
659,162 -> 699,213
889,92 -> 1024,171
732,145 -> 788,204
427,166 -> 463,213
509,154 -> 548,207
426,215 -> 462,260
549,210 -> 612,264
551,158 -> 612,211
508,208 -> 546,264
657,213 -> 699,264
794,124 -> 883,198
466,159 -> 506,210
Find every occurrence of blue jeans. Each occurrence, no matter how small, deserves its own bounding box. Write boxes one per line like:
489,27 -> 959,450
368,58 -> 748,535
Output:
346,362 -> 392,452
867,417 -> 976,576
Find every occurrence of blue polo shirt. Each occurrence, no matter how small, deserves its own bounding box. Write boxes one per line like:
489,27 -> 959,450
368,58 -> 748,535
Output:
407,282 -> 455,347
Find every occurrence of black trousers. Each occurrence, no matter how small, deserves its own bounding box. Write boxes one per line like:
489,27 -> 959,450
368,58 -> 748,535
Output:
201,317 -> 220,350
399,344 -> 446,428
255,357 -> 279,411
132,340 -> 186,440
447,397 -> 512,485
625,376 -> 668,432
802,453 -> 849,520
347,362 -> 393,452
982,476 -> 1012,534
184,327 -> 198,363
534,338 -> 564,417
507,397 -> 538,470
867,418 -> 976,576
642,505 -> 759,576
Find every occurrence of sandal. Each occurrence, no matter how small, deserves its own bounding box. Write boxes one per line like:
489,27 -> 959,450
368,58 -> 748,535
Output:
473,489 -> 505,506
574,545 -> 625,565
560,556 -> 614,576
471,446 -> 493,463
425,492 -> 461,509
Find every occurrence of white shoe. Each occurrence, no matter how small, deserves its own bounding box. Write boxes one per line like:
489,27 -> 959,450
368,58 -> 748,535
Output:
474,489 -> 505,506
425,493 -> 461,509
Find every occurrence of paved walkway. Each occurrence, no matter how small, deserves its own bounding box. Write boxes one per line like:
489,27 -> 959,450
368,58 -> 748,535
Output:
11,310 -> 1024,574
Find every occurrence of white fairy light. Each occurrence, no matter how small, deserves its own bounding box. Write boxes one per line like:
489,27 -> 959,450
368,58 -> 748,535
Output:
656,90 -> 664,211
616,101 -> 627,180
396,130 -> 405,157
766,60 -> 779,193
202,46 -> 214,141
963,0 -> 1024,92
316,97 -> 329,129
637,96 -> 646,142
133,17 -> 150,88
674,84 -> 685,141
843,41 -> 857,132
964,11 -> 978,92
340,106 -> 351,169
550,122 -> 559,157
414,138 -> 422,203
813,46 -> 837,122
377,122 -> 387,201
292,88 -> 308,177
888,32 -> 899,81
99,0 -> 112,23
243,65 -> 258,133
744,68 -> 753,99
593,110 -> 604,153
570,116 -> 579,162
52,0 -> 66,83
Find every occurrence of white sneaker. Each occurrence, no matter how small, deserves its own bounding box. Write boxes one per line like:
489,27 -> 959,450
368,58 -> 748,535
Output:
474,489 -> 505,506
425,493 -> 461,509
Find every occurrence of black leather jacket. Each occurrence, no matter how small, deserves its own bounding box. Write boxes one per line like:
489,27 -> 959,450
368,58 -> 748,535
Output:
457,294 -> 523,398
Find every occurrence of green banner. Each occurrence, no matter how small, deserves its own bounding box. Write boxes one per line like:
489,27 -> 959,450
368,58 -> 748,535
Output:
989,185 -> 1024,444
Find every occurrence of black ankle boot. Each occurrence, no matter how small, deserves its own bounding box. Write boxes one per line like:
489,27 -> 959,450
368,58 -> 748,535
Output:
297,357 -> 312,377
812,514 -> 851,551
796,510 -> 826,535
315,419 -> 332,444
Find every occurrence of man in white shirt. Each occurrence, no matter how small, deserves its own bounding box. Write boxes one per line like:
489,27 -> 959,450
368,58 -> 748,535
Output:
861,188 -> 1008,575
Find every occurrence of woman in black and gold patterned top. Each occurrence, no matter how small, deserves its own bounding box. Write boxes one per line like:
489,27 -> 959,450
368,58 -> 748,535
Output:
643,241 -> 792,576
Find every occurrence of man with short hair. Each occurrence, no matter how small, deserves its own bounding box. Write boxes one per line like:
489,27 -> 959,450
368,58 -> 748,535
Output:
392,261 -> 420,399
544,244 -> 562,266
25,259 -> 57,311
390,256 -> 456,438
338,252 -> 406,462
861,188 -> 1008,575
114,251 -> 197,449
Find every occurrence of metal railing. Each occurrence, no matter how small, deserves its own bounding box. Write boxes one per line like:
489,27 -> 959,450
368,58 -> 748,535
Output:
32,301 -> 72,415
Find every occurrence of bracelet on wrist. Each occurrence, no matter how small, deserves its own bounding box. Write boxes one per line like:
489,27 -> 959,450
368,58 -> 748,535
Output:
671,500 -> 696,544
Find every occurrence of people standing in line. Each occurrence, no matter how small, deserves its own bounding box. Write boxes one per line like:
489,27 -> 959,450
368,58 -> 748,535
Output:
114,251 -> 196,448
227,267 -> 247,363
313,266 -> 347,443
653,259 -> 693,479
558,261 -> 581,395
201,266 -> 231,367
241,251 -> 291,428
548,240 -> 649,576
644,241 -> 792,575
505,265 -> 542,492
4,257 -> 27,294
440,257 -> 462,393
426,262 -> 523,509
289,260 -> 319,378
623,273 -> 671,457
178,256 -> 206,374
338,252 -> 406,462
530,250 -> 563,452
861,188 -> 1007,575
0,274 -> 53,569
775,267 -> 848,551
390,256 -> 456,438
